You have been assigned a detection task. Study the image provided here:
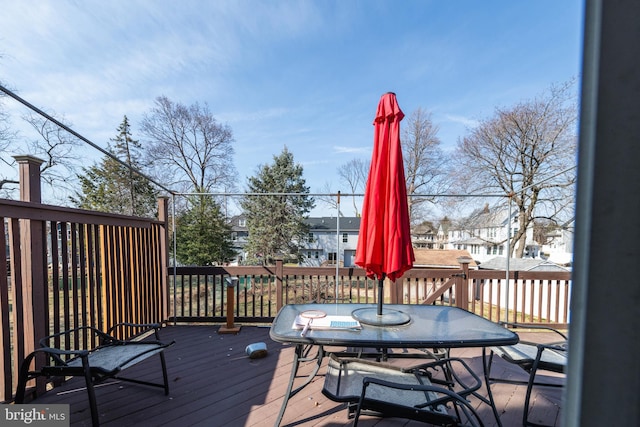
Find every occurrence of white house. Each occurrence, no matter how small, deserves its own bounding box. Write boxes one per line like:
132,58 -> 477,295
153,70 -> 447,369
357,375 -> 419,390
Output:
411,221 -> 438,249
228,214 -> 249,265
541,219 -> 574,266
299,217 -> 360,267
446,204 -> 539,264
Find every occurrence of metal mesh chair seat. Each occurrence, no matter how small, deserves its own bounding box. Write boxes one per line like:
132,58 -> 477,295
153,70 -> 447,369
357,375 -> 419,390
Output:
323,355 -> 484,426
492,341 -> 567,373
65,341 -> 169,374
15,323 -> 174,427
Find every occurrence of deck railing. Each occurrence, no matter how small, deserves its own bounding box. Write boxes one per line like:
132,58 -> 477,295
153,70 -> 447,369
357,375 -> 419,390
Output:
1,156 -> 170,403
1,156 -> 571,403
168,263 -> 571,328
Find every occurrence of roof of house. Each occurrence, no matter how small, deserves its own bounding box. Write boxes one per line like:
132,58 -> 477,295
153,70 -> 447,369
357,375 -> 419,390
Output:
449,203 -> 511,230
413,249 -> 478,269
306,217 -> 361,231
411,221 -> 436,235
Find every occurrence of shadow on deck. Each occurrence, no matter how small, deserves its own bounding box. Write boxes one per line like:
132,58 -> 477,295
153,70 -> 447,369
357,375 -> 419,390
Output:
24,325 -> 563,426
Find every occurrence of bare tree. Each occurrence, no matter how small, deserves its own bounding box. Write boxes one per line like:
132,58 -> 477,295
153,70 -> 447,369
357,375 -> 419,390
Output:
315,182 -> 340,214
1,81 -> 79,200
402,108 -> 450,224
455,80 -> 578,257
22,112 -> 82,200
337,158 -> 368,216
141,96 -> 237,193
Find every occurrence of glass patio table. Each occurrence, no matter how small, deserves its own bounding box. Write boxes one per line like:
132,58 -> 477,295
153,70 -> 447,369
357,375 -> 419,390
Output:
269,303 -> 519,427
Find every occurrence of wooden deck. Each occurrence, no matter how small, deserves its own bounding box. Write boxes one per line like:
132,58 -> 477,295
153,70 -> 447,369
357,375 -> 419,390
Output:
24,325 -> 564,426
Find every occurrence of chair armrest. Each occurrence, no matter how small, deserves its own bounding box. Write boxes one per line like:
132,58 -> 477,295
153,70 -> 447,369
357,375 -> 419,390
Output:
18,347 -> 91,376
106,322 -> 163,341
498,321 -> 568,340
35,347 -> 90,358
532,341 -> 568,373
38,326 -> 111,349
538,342 -> 568,352
38,326 -> 112,365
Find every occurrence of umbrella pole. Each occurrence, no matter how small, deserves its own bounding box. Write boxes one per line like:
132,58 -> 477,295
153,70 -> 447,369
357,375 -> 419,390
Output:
353,273 -> 408,326
377,275 -> 385,316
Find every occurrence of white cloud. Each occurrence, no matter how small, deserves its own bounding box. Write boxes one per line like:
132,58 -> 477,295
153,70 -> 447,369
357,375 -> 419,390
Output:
443,114 -> 480,129
333,145 -> 369,154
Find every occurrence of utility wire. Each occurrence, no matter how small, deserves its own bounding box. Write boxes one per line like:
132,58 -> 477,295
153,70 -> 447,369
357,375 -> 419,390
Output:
0,84 -> 176,195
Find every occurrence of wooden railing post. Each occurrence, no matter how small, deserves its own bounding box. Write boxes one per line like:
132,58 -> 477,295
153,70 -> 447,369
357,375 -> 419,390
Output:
456,256 -> 472,309
14,155 -> 47,395
275,258 -> 284,311
219,277 -> 240,334
157,197 -> 169,321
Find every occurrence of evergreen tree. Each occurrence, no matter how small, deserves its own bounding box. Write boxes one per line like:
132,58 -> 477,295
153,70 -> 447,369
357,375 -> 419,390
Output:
241,147 -> 315,265
174,194 -> 235,265
72,116 -> 158,217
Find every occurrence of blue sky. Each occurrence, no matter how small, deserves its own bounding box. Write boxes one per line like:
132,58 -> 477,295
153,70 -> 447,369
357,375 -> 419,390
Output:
0,1 -> 584,214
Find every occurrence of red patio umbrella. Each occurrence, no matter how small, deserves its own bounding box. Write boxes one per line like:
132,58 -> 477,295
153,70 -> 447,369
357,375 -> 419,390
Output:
353,92 -> 415,325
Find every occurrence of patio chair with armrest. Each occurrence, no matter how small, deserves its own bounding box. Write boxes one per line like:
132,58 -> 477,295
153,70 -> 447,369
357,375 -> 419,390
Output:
14,322 -> 175,427
484,322 -> 567,427
323,354 -> 484,426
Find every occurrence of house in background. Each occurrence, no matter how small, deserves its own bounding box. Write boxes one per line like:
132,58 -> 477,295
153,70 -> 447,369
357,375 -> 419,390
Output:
541,219 -> 574,266
446,204 -> 539,264
228,214 -> 249,265
229,210 -> 571,268
300,217 -> 360,267
435,218 -> 452,250
411,221 -> 438,249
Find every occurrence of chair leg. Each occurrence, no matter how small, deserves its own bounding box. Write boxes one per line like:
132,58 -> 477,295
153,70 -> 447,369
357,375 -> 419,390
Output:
523,373 -> 534,426
160,351 -> 170,395
523,347 -> 551,427
352,395 -> 365,426
482,348 -> 504,427
14,352 -> 37,403
81,358 -> 100,427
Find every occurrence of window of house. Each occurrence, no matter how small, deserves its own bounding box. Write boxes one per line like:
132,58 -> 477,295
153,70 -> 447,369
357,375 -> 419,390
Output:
499,245 -> 504,255
328,252 -> 337,265
308,233 -> 314,242
238,218 -> 246,227
314,251 -> 319,259
342,233 -> 348,243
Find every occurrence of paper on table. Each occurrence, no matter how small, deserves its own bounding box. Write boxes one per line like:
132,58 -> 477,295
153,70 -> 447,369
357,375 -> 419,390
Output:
293,314 -> 362,330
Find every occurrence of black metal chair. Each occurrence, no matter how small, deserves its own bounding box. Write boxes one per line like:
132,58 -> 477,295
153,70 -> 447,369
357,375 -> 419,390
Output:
15,323 -> 175,427
484,323 -> 567,427
323,354 -> 484,426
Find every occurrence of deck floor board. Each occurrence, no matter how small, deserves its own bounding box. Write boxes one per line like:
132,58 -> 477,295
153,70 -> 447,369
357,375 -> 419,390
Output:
24,324 -> 562,427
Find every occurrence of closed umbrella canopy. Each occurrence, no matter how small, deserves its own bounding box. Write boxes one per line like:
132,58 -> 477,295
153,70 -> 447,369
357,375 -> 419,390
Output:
355,92 -> 415,282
